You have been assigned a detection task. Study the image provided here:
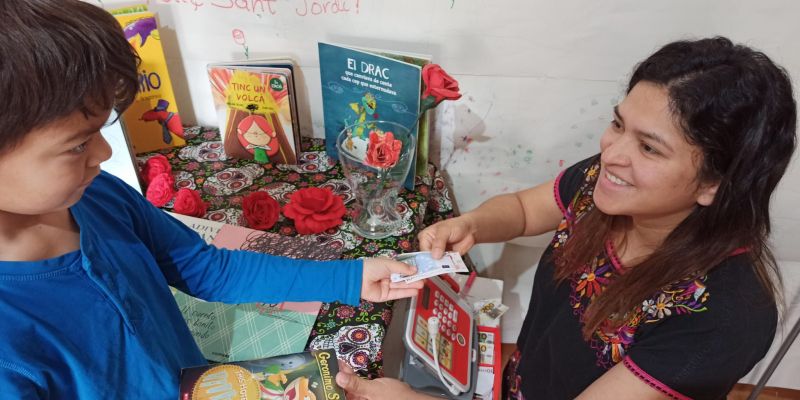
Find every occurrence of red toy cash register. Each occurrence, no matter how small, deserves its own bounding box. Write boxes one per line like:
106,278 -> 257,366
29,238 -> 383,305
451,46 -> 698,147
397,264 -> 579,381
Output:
404,275 -> 476,395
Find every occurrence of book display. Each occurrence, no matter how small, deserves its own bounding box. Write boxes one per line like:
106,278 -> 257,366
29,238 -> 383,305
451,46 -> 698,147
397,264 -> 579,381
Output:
170,219 -> 344,363
208,60 -> 300,165
318,43 -> 432,190
111,6 -> 185,153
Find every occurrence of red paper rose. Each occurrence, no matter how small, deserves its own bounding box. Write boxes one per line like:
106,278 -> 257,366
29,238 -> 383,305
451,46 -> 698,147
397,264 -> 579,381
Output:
145,172 -> 175,207
421,64 -> 462,103
283,187 -> 346,234
365,131 -> 402,169
141,154 -> 172,185
242,191 -> 280,230
172,188 -> 208,217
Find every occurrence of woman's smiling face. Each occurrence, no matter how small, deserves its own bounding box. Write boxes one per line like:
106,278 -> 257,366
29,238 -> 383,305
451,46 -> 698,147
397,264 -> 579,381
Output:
594,81 -> 718,227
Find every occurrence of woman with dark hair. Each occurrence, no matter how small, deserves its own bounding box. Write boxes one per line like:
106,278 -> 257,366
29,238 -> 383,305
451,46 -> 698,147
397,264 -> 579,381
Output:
335,37 -> 797,399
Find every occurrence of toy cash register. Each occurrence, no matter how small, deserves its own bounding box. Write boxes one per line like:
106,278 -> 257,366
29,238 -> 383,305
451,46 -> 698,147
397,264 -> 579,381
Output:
403,275 -> 476,396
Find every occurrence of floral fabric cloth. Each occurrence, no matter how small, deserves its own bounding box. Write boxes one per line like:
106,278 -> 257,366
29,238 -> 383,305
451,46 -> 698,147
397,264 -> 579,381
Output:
137,127 -> 455,378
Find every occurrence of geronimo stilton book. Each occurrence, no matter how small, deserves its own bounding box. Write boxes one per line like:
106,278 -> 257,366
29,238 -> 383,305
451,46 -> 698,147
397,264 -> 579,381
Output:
111,6 -> 185,153
179,349 -> 346,400
318,43 -> 431,190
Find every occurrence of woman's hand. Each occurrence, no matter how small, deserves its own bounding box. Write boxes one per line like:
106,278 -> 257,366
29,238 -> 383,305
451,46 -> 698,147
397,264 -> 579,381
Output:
336,363 -> 437,400
361,258 -> 424,302
417,215 -> 477,259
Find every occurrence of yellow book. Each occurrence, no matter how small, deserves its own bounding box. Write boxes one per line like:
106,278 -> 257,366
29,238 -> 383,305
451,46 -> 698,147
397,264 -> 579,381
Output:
113,8 -> 185,153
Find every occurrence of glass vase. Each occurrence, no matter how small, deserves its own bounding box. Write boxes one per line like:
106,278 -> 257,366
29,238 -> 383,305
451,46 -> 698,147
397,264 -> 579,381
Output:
336,120 -> 416,239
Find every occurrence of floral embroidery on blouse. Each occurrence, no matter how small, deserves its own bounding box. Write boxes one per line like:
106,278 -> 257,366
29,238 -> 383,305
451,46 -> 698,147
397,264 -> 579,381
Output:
554,158 -> 710,369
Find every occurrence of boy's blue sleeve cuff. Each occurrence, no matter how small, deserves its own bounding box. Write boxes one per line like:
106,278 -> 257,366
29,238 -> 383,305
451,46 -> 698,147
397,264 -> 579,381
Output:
342,258 -> 363,306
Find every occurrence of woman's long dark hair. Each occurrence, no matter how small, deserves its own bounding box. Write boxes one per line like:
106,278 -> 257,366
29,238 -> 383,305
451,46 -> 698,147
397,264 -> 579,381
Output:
554,37 -> 797,338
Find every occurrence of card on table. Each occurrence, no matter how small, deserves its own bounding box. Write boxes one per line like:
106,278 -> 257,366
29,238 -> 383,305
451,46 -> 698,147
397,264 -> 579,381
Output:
390,251 -> 469,283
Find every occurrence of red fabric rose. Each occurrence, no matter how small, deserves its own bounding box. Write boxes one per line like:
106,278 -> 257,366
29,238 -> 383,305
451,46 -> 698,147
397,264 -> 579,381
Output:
283,187 -> 346,235
172,188 -> 208,217
365,131 -> 402,169
145,172 -> 175,207
421,64 -> 462,103
141,154 -> 172,185
242,191 -> 280,230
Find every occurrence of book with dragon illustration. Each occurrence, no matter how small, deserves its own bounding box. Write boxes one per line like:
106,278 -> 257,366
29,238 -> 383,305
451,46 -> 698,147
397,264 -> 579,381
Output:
170,223 -> 343,363
179,349 -> 346,400
319,43 -> 431,190
208,61 -> 299,165
111,6 -> 186,153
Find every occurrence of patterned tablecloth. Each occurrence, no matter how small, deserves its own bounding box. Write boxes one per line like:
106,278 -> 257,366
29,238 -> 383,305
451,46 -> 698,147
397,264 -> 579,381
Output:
138,126 -> 456,377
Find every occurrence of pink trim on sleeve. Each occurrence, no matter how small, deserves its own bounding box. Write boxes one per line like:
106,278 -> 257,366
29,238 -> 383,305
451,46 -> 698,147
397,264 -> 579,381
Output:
622,357 -> 692,400
605,240 -> 626,272
553,170 -> 568,217
730,247 -> 748,256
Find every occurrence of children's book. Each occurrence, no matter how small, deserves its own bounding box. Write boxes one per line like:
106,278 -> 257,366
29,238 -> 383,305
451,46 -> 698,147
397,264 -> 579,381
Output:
366,49 -> 433,179
112,6 -> 186,153
318,43 -> 432,190
167,212 -> 225,244
208,60 -> 300,165
179,349 -> 346,400
170,223 -> 343,362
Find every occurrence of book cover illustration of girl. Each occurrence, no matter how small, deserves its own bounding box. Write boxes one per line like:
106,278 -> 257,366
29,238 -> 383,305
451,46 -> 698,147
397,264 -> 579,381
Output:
209,67 -> 298,165
238,105 -> 281,164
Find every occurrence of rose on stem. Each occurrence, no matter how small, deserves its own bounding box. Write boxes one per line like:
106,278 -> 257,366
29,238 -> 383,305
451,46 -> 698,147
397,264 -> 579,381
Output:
420,64 -> 462,114
361,130 -> 404,228
408,63 -> 462,132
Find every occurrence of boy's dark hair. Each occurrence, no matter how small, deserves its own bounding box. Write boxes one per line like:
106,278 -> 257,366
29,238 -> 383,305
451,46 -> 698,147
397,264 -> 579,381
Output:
0,0 -> 139,152
555,37 -> 797,337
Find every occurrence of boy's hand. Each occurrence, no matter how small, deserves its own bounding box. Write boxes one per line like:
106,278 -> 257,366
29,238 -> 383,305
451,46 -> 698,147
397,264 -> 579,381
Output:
418,216 -> 477,259
361,258 -> 423,302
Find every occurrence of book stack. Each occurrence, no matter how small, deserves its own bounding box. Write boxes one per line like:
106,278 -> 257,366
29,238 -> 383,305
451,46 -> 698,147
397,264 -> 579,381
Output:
207,59 -> 301,165
318,42 -> 433,190
168,214 -> 343,363
111,5 -> 185,153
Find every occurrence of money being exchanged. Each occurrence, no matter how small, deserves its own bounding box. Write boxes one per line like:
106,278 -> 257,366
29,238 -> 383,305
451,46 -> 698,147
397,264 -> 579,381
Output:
390,251 -> 469,283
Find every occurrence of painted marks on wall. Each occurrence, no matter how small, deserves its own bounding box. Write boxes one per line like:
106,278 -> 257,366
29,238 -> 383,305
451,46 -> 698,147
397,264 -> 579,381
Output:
569,95 -> 618,149
139,0 -> 360,16
295,0 -> 360,16
231,28 -> 249,59
441,90 -> 622,208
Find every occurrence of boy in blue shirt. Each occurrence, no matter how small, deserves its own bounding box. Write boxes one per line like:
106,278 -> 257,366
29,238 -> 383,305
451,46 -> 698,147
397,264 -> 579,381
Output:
0,1 -> 422,398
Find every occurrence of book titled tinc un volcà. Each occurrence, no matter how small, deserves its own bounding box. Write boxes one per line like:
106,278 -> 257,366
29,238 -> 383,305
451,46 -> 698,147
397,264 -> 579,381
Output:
179,349 -> 346,400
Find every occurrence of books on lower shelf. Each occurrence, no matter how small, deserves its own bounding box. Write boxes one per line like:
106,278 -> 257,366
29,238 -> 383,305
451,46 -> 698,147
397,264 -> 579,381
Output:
111,5 -> 186,153
318,42 -> 432,190
208,59 -> 301,165
179,349 -> 346,400
169,214 -> 343,363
